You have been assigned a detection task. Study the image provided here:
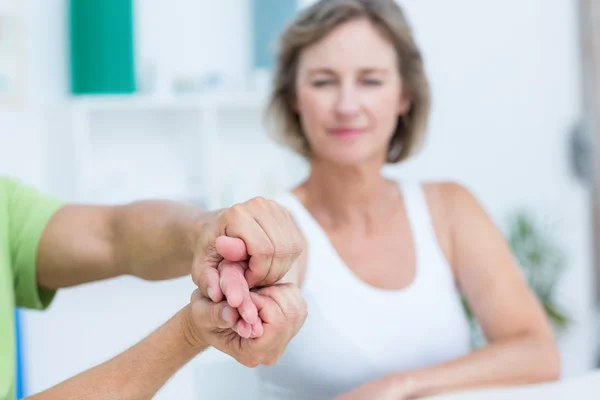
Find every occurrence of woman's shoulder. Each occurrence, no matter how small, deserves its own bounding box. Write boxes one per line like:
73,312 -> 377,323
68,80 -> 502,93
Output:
416,180 -> 481,211
270,188 -> 310,228
396,179 -> 484,226
271,188 -> 299,207
417,181 -> 490,234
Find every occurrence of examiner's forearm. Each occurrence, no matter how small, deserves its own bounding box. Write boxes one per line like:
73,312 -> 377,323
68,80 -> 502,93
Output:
110,200 -> 209,280
25,305 -> 208,400
400,334 -> 560,398
37,200 -> 211,289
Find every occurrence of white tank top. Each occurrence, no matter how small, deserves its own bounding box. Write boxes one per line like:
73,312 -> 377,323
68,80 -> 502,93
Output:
256,182 -> 472,399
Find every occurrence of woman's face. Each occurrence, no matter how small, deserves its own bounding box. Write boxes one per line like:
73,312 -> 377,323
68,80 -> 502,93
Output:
295,18 -> 410,166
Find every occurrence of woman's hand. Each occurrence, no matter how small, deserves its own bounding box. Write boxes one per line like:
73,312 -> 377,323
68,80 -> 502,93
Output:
333,374 -> 417,400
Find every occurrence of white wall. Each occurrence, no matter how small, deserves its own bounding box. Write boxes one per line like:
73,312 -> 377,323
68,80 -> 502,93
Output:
1,0 -> 596,399
135,0 -> 252,95
0,0 -> 68,188
393,0 -> 595,376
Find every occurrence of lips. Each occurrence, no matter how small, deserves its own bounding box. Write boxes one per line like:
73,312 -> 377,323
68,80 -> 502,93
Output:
329,128 -> 364,138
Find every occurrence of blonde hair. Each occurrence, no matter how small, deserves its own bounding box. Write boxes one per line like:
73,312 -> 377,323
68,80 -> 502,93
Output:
266,0 -> 431,163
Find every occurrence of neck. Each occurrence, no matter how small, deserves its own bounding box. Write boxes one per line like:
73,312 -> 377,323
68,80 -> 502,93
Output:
298,157 -> 398,231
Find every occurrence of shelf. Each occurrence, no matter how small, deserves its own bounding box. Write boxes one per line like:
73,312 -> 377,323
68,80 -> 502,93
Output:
68,91 -> 270,112
43,87 -> 300,210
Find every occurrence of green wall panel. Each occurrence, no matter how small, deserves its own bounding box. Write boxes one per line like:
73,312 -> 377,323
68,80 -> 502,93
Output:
69,0 -> 136,94
252,0 -> 299,70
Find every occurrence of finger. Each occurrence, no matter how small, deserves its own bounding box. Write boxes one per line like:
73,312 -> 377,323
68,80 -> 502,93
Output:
198,267 -> 223,303
255,284 -> 297,313
238,294 -> 259,325
248,292 -> 286,352
271,204 -> 299,283
250,291 -> 268,312
224,204 -> 274,288
246,213 -> 279,288
246,200 -> 297,287
264,203 -> 294,284
250,286 -> 306,366
191,289 -> 238,329
191,230 -> 225,301
250,291 -> 284,325
255,284 -> 306,324
282,207 -> 305,272
251,319 -> 264,338
215,236 -> 249,261
234,318 -> 252,339
221,305 -> 240,328
218,262 -> 258,325
218,261 -> 249,308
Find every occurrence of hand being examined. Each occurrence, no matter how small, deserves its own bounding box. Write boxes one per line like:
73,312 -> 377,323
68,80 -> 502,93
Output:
187,283 -> 307,367
216,257 -> 261,338
210,238 -> 300,340
188,197 -> 307,366
192,197 -> 305,338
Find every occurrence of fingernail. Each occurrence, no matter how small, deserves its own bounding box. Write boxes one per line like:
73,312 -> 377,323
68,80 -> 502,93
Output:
221,306 -> 234,323
207,287 -> 215,301
252,323 -> 263,338
240,309 -> 256,325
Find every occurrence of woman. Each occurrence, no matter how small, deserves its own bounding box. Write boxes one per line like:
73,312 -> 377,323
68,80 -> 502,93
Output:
253,0 -> 560,398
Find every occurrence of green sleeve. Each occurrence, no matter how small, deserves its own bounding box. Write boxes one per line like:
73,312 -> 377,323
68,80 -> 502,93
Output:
2,176 -> 65,310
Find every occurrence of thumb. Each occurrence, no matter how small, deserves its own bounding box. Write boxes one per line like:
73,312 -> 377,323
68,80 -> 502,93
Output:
191,289 -> 240,330
216,236 -> 249,261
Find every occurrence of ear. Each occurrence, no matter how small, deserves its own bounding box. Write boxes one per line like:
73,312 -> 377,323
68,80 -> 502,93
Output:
398,94 -> 411,115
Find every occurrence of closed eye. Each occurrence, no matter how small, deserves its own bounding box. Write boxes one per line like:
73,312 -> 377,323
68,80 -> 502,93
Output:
312,80 -> 334,87
363,79 -> 383,86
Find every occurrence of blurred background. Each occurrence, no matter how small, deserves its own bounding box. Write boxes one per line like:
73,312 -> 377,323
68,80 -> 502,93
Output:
1,0 -> 599,398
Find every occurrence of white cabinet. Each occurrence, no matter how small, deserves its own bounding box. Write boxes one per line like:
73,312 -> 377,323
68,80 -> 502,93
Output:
0,0 -> 26,105
44,92 -> 306,209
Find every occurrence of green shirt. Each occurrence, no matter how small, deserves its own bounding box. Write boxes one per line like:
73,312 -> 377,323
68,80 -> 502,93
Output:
0,177 -> 63,400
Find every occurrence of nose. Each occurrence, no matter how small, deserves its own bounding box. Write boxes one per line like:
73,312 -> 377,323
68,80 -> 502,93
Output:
334,84 -> 360,117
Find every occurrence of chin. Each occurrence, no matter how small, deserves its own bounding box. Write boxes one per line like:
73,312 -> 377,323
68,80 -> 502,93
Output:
316,148 -> 384,166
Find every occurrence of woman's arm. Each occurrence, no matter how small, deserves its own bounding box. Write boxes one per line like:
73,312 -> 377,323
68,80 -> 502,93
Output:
401,182 -> 560,398
334,182 -> 560,400
336,183 -> 560,400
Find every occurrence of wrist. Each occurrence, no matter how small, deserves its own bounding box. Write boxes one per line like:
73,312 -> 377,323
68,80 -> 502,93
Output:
186,208 -> 209,254
188,208 -> 223,253
390,370 -> 423,399
179,304 -> 210,351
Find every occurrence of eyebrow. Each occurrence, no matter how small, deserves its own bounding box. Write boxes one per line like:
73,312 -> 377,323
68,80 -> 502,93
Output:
307,67 -> 390,76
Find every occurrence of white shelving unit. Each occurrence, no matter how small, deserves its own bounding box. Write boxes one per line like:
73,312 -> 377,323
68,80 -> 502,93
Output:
44,91 -> 306,209
0,0 -> 27,105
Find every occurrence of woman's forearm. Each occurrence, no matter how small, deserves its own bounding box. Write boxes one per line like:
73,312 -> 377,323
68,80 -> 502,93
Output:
401,334 -> 560,398
25,305 -> 208,400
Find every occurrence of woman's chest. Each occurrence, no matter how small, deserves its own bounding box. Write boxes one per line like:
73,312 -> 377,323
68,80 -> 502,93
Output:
326,224 -> 417,290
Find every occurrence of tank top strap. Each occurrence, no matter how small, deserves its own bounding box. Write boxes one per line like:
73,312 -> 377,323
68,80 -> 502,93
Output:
273,192 -> 338,293
398,181 -> 456,283
399,181 -> 433,236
